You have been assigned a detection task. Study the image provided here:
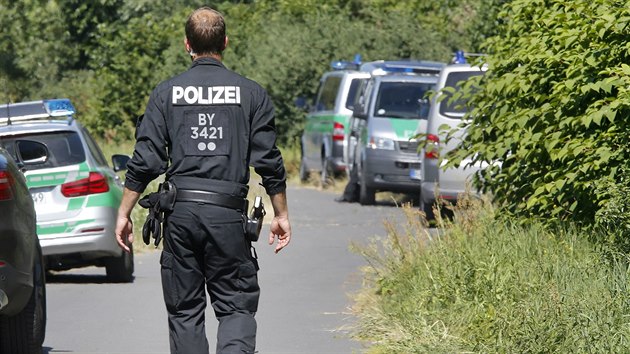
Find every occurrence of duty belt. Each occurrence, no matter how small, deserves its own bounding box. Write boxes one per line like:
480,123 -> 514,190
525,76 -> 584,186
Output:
176,189 -> 248,211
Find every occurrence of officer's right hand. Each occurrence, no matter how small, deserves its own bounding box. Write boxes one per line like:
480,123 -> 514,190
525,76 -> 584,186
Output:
269,215 -> 291,254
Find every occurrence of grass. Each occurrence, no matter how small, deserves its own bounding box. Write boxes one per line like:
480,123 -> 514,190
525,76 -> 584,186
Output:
350,195 -> 630,353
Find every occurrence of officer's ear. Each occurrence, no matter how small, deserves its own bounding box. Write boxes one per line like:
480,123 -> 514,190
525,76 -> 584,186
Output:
223,36 -> 229,51
184,38 -> 192,55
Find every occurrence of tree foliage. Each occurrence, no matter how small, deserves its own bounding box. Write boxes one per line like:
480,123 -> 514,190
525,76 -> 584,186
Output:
450,0 -> 630,227
0,0 -> 492,143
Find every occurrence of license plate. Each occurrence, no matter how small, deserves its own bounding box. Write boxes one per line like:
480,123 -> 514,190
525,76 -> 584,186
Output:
31,192 -> 46,204
409,169 -> 422,181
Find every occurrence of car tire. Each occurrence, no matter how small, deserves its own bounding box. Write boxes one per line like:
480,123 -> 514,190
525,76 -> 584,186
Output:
105,243 -> 134,283
320,158 -> 334,188
421,199 -> 435,221
359,165 -> 375,205
0,243 -> 47,354
299,155 -> 309,183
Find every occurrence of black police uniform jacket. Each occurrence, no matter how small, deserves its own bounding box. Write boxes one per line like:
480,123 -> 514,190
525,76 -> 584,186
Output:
125,57 -> 287,198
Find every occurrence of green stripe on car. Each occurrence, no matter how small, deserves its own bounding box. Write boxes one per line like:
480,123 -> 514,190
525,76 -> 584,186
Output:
390,118 -> 421,140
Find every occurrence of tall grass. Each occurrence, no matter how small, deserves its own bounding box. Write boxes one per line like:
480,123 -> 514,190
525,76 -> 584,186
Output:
350,196 -> 630,353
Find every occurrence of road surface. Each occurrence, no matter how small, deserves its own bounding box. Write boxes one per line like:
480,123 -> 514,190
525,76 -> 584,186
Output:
43,185 -> 410,354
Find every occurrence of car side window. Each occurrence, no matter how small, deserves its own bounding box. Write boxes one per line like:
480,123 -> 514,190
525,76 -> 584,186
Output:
82,128 -> 109,167
314,76 -> 342,112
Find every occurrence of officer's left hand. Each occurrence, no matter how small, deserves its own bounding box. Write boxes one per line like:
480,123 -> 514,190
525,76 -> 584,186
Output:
115,215 -> 134,253
269,215 -> 291,254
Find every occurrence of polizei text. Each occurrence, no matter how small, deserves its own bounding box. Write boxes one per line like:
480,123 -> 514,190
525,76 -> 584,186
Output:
172,86 -> 241,105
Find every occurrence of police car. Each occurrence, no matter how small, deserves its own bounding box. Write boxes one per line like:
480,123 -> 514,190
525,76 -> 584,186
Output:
298,56 -> 371,186
420,52 -> 488,218
0,99 -> 134,282
348,60 -> 445,205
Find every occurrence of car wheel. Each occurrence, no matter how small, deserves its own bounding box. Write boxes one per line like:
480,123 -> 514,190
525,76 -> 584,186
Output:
359,165 -> 375,205
105,243 -> 134,283
0,243 -> 47,354
421,199 -> 435,221
320,158 -> 334,188
299,155 -> 309,183
347,162 -> 361,202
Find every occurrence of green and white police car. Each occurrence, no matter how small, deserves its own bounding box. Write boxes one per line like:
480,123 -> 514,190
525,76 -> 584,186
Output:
298,57 -> 370,185
348,60 -> 445,205
0,99 -> 134,282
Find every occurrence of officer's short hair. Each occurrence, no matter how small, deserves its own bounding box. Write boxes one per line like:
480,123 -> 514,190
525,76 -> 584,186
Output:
185,7 -> 226,56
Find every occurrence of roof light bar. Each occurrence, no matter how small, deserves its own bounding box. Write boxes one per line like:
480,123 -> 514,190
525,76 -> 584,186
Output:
453,50 -> 467,64
360,60 -> 445,76
451,50 -> 486,64
0,98 -> 76,125
331,53 -> 363,71
45,99 -> 76,116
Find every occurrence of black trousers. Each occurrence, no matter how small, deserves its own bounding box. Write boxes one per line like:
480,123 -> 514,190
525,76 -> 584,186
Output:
161,202 -> 259,354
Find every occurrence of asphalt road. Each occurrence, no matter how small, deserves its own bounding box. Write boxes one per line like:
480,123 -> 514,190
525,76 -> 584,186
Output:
42,185 -> 410,354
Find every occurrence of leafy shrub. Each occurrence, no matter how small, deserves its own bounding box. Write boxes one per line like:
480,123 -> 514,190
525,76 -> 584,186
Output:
351,197 -> 630,353
593,165 -> 630,252
449,0 -> 630,225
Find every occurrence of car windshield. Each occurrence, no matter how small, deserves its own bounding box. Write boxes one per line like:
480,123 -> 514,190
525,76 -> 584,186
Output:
373,82 -> 433,119
0,131 -> 85,170
439,71 -> 483,118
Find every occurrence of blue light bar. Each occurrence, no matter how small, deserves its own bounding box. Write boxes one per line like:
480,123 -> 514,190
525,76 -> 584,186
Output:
453,50 -> 467,64
382,66 -> 414,73
331,53 -> 363,71
44,99 -> 75,116
331,61 -> 358,70
360,60 -> 445,76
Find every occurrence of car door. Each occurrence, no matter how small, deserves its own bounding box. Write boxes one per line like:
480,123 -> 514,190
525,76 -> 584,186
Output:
356,79 -> 376,171
345,77 -> 369,173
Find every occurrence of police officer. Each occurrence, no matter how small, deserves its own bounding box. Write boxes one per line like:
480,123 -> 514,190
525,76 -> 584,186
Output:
114,7 -> 292,354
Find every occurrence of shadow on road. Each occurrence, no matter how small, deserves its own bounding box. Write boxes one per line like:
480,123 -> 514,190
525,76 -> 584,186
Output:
336,193 -> 419,208
45,272 -> 115,284
376,193 -> 418,207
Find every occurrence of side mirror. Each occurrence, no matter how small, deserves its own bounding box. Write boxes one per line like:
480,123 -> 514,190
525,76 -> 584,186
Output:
16,140 -> 48,165
353,104 -> 367,120
112,154 -> 131,172
295,97 -> 310,111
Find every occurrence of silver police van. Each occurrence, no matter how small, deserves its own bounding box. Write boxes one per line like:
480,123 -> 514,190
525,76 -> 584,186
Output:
420,63 -> 487,218
348,60 -> 445,205
299,58 -> 370,185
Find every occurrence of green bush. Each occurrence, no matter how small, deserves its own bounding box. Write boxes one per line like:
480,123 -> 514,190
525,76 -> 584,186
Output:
450,0 -> 630,226
351,197 -> 630,353
592,165 -> 630,253
1,0 -> 495,144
